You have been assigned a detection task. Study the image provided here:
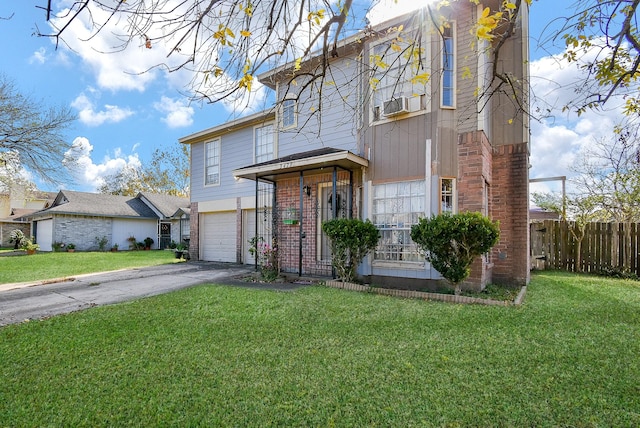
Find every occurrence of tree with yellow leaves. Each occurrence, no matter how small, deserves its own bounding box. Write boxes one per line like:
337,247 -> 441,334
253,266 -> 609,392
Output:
31,0 -> 532,119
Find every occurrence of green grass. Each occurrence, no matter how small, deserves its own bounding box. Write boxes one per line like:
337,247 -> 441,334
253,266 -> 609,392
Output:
0,250 -> 180,284
1,270 -> 639,426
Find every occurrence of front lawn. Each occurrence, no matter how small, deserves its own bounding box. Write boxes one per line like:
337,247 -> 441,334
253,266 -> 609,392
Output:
0,271 -> 638,426
0,250 -> 179,284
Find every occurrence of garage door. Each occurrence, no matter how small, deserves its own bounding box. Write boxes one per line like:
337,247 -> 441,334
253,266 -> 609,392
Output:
35,219 -> 53,251
201,212 -> 236,262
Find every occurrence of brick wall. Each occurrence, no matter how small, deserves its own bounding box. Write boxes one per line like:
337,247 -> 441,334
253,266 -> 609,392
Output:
457,132 -> 530,288
457,131 -> 493,290
54,215 -> 112,251
189,202 -> 199,260
491,143 -> 530,286
275,170 -> 357,276
0,222 -> 30,247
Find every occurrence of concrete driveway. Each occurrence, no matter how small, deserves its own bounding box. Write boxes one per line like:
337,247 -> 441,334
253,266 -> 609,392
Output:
0,261 -> 253,327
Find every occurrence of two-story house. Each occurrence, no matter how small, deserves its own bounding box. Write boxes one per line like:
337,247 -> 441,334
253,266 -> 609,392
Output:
180,2 -> 530,290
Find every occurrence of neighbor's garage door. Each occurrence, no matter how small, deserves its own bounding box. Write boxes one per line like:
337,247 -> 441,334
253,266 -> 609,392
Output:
201,212 -> 236,262
35,219 -> 53,252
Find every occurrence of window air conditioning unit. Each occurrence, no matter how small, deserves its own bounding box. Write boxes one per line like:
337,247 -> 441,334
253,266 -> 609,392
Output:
382,97 -> 410,117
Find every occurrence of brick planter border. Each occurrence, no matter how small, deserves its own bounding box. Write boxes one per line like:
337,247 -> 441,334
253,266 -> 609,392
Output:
324,280 -> 527,306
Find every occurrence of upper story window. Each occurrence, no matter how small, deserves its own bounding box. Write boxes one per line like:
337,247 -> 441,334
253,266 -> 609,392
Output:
254,123 -> 275,164
370,27 -> 429,122
441,24 -> 456,108
205,139 -> 220,186
280,98 -> 297,129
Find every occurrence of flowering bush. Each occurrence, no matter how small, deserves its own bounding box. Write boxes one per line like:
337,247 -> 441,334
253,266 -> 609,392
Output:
248,237 -> 279,282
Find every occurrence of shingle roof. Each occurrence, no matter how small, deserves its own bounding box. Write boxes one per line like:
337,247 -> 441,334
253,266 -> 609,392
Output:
34,191 -> 157,218
138,192 -> 190,218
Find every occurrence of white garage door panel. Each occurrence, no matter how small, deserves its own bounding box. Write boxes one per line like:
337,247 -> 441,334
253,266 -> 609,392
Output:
242,209 -> 256,264
201,212 -> 236,262
36,219 -> 53,251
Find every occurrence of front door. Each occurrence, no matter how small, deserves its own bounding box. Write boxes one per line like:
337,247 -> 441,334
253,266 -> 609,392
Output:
317,183 -> 348,261
159,222 -> 171,249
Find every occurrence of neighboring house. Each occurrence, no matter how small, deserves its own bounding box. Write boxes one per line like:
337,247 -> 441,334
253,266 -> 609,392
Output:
530,207 -> 561,222
180,3 -> 530,290
27,190 -> 190,252
0,185 -> 56,247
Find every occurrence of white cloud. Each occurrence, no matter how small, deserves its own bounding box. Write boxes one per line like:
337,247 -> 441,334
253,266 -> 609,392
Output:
71,90 -> 134,126
29,47 -> 47,65
49,4 -> 188,92
529,46 -> 626,191
65,137 -> 142,191
153,96 -> 194,128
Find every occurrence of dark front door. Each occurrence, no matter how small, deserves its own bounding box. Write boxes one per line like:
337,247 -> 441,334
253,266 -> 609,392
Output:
159,222 -> 171,249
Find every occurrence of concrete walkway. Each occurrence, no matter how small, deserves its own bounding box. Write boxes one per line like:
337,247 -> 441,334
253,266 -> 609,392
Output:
0,261 -> 256,326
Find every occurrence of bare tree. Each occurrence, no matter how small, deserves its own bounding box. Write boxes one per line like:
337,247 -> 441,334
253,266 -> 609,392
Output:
571,123 -> 640,222
532,121 -> 640,223
0,75 -> 77,187
98,144 -> 189,197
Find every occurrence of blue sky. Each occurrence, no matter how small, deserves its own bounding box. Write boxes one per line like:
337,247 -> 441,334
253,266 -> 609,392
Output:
0,1 -> 626,196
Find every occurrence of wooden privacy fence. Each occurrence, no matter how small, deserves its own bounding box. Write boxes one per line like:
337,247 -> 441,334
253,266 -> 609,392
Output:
530,220 -> 640,275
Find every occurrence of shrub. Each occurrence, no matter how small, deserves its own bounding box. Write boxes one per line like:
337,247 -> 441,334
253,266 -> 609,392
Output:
21,239 -> 39,253
410,212 -> 499,294
248,237 -> 279,282
9,229 -> 26,249
322,218 -> 380,283
144,237 -> 154,248
52,241 -> 65,252
127,236 -> 137,250
94,236 -> 109,251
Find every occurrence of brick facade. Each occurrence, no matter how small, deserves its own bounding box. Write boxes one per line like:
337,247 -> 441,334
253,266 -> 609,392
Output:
0,222 -> 31,247
490,143 -> 530,286
53,215 -> 113,251
275,170 -> 357,276
456,131 -> 530,289
457,131 -> 493,290
189,201 -> 199,260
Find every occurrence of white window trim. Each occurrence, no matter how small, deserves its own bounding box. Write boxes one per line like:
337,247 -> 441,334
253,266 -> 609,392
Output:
440,21 -> 456,109
204,138 -> 221,187
279,96 -> 297,130
253,122 -> 276,164
371,179 -> 427,264
439,177 -> 457,213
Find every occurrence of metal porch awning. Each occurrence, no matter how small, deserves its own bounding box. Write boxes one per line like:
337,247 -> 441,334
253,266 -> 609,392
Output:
232,148 -> 368,181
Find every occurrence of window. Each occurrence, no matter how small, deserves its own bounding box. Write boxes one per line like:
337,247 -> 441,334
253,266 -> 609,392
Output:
281,98 -> 296,129
441,24 -> 455,108
254,123 -> 275,163
370,28 -> 428,121
373,180 -> 426,262
205,139 -> 220,186
440,177 -> 456,213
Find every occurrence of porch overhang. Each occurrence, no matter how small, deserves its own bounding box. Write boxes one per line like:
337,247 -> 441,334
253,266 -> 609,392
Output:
232,148 -> 368,181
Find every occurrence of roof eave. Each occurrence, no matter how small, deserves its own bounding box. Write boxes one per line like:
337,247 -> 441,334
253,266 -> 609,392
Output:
179,110 -> 275,145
